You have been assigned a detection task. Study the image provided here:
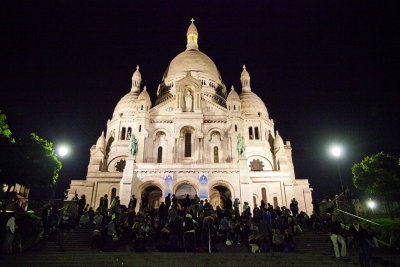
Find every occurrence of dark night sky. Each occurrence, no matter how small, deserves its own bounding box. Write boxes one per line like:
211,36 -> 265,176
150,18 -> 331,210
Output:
1,1 -> 399,199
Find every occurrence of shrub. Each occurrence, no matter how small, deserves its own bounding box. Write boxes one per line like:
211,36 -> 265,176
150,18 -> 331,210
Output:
15,212 -> 43,250
367,218 -> 400,248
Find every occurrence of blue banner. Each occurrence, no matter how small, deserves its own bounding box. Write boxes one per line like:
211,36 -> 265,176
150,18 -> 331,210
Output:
199,174 -> 208,199
164,175 -> 173,197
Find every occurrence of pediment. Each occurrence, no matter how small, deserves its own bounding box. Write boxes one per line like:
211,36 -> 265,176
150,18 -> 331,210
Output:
175,73 -> 202,93
201,98 -> 227,116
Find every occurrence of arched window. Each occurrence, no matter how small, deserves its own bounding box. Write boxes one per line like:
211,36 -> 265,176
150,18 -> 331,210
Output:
213,146 -> 219,163
253,196 -> 257,208
141,105 -> 143,110
139,125 -> 142,132
157,146 -> 163,163
234,104 -> 236,110
273,197 -> 278,209
234,124 -> 238,132
184,132 -> 191,157
261,188 -> 267,204
249,127 -> 254,140
111,188 -> 117,202
255,127 -> 259,140
120,127 -> 126,140
127,127 -> 132,139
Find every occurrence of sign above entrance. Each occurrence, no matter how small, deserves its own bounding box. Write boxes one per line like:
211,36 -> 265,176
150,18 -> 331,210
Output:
199,174 -> 208,199
164,175 -> 173,197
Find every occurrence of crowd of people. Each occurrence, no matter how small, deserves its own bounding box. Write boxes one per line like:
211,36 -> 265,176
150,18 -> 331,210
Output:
58,194 -> 307,253
18,193 -> 379,267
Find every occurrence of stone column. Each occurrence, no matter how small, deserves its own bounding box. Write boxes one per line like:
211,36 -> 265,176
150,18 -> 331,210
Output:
199,137 -> 203,163
228,136 -> 233,162
119,157 -> 135,207
194,92 -> 201,112
135,136 -> 145,163
238,158 -> 253,211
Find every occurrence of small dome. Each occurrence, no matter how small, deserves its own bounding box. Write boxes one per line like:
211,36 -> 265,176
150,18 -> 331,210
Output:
163,49 -> 221,83
132,65 -> 141,79
241,65 -> 250,79
227,86 -> 240,102
95,131 -> 106,151
187,18 -> 198,36
240,91 -> 268,116
138,86 -> 152,105
112,91 -> 138,118
274,131 -> 284,153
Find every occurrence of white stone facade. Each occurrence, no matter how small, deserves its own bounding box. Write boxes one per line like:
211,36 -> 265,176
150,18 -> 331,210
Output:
68,20 -> 313,215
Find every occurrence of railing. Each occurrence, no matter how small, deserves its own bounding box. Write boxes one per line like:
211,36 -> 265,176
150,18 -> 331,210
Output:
334,207 -> 396,248
334,208 -> 381,226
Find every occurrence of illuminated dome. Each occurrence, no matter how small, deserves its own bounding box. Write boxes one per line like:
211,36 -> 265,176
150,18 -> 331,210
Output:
162,49 -> 221,83
240,91 -> 269,117
239,65 -> 268,117
274,131 -> 285,153
157,19 -> 224,106
138,86 -> 151,104
112,91 -> 138,118
227,86 -> 240,102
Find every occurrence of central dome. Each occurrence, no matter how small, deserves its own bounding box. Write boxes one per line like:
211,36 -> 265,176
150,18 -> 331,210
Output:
156,19 -> 226,106
162,19 -> 222,84
162,49 -> 221,83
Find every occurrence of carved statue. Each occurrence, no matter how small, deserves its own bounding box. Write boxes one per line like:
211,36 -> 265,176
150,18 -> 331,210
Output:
129,134 -> 138,160
236,134 -> 245,158
184,90 -> 193,112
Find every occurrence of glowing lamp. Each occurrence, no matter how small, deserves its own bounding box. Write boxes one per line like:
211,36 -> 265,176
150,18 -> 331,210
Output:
367,200 -> 376,209
57,146 -> 69,157
331,146 -> 342,158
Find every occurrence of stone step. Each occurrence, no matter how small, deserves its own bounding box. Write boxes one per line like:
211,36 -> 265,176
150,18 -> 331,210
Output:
2,254 -> 365,267
9,230 -> 397,267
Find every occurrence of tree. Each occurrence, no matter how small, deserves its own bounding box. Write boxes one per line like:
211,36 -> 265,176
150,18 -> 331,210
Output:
18,133 -> 62,189
0,110 -> 62,211
0,110 -> 13,141
352,152 -> 400,218
0,110 -> 17,189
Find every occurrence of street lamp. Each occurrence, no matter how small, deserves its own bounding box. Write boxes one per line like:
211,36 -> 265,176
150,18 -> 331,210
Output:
330,145 -> 345,197
57,145 -> 69,157
367,199 -> 376,209
54,144 -> 70,199
331,146 -> 342,158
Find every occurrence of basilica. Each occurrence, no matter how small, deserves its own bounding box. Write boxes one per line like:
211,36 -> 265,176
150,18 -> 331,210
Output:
68,20 -> 313,214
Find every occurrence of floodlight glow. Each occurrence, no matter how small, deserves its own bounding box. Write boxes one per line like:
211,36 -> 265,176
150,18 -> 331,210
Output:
57,146 -> 69,157
367,200 -> 376,209
331,146 -> 342,158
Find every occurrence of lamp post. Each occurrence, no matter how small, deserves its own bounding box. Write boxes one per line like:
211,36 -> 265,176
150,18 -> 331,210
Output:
54,145 -> 70,199
330,145 -> 345,199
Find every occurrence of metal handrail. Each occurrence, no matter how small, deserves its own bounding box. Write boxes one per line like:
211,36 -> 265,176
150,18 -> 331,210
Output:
335,208 -> 381,226
331,191 -> 345,202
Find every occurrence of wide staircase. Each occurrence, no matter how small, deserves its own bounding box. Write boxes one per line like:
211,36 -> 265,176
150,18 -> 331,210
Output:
294,230 -> 359,266
2,229 -> 399,266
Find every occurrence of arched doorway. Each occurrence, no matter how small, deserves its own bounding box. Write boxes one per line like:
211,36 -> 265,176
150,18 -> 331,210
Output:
141,185 -> 162,209
209,185 -> 232,210
261,187 -> 267,205
273,197 -> 278,209
175,184 -> 196,199
175,184 -> 197,210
